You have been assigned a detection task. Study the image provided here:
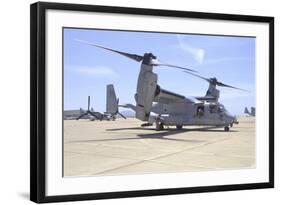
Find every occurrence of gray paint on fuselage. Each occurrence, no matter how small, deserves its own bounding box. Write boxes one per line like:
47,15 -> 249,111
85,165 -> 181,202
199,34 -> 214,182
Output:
151,102 -> 234,126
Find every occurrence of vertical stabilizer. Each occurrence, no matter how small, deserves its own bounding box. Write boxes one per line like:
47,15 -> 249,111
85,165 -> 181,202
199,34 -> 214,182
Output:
250,107 -> 256,116
106,84 -> 118,114
244,107 -> 250,114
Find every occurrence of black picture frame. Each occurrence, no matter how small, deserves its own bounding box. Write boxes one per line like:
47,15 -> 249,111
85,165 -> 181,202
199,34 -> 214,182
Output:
30,2 -> 274,203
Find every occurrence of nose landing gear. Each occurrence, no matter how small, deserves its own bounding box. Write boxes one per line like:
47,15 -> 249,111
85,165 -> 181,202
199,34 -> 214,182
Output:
176,125 -> 183,130
224,126 -> 230,132
155,119 -> 164,131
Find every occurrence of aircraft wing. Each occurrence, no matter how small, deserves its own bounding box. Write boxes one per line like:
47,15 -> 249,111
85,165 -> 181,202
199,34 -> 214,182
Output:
119,103 -> 136,111
154,88 -> 186,104
184,96 -> 203,104
195,96 -> 217,102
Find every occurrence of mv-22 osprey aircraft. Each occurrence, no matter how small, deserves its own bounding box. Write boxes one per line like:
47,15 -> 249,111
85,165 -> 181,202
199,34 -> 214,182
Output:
76,85 -> 126,121
77,40 -> 245,131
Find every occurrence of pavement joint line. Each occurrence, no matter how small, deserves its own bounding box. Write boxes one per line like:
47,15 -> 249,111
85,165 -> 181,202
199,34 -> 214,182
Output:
89,160 -> 152,175
64,150 -> 174,162
80,138 -> 231,175
91,157 -> 224,175
142,137 -> 231,162
146,159 -> 215,170
65,152 -> 211,176
65,148 -> 255,175
179,150 -> 255,159
96,166 -> 217,175
65,137 -> 234,175
99,143 -> 161,151
149,158 -> 255,170
66,141 -> 178,152
98,144 -> 179,153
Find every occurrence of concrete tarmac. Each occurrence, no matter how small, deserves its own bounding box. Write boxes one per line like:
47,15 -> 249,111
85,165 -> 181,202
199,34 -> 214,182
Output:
64,116 -> 255,177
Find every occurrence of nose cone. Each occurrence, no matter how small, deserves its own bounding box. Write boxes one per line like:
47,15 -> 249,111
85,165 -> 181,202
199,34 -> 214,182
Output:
225,113 -> 237,124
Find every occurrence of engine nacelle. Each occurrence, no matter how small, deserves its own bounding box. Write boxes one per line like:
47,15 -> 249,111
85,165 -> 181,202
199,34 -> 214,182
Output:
206,84 -> 220,101
135,63 -> 157,121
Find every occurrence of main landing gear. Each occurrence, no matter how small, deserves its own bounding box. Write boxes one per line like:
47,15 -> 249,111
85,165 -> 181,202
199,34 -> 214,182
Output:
176,125 -> 183,130
224,126 -> 230,132
155,120 -> 164,131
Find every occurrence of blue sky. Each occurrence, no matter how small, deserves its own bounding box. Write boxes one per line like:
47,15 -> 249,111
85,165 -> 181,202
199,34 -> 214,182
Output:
64,28 -> 255,115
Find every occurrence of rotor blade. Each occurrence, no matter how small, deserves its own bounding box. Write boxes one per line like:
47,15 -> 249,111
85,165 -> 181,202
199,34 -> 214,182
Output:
183,71 -> 211,83
216,81 -> 248,91
183,71 -> 248,91
153,61 -> 197,73
75,39 -> 143,62
117,112 -> 127,119
76,112 -> 88,120
89,111 -> 102,120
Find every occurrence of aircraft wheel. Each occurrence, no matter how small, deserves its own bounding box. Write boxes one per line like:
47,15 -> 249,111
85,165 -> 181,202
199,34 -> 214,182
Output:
230,123 -> 233,127
224,126 -> 230,132
156,120 -> 164,131
176,125 -> 183,130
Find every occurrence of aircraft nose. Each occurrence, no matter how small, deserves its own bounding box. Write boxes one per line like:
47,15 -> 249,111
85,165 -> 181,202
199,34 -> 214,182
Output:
225,113 -> 236,123
227,114 -> 238,124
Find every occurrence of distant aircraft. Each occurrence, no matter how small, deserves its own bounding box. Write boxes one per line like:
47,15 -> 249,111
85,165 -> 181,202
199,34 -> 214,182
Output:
244,107 -> 256,116
77,40 -> 246,131
64,109 -> 84,120
105,84 -> 127,120
76,85 -> 126,121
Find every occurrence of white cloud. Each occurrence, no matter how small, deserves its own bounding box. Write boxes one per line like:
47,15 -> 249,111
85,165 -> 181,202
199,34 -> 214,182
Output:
67,65 -> 119,78
196,57 -> 252,67
176,35 -> 205,64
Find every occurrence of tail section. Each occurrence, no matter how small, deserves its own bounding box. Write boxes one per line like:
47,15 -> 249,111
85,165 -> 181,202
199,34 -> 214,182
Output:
106,84 -> 118,114
244,107 -> 250,114
244,106 -> 255,116
106,84 -> 126,119
250,107 -> 256,116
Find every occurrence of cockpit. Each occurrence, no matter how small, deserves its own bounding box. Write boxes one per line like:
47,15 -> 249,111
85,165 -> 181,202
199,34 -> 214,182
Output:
209,104 -> 224,113
196,103 -> 227,117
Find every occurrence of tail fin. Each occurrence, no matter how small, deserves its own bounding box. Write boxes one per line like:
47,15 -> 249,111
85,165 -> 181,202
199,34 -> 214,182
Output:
250,107 -> 256,116
106,84 -> 118,114
244,107 -> 249,114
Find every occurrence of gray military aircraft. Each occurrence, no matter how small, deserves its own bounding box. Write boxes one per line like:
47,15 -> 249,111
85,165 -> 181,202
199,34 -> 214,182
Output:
76,85 -> 126,121
244,107 -> 256,116
77,40 -> 245,131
